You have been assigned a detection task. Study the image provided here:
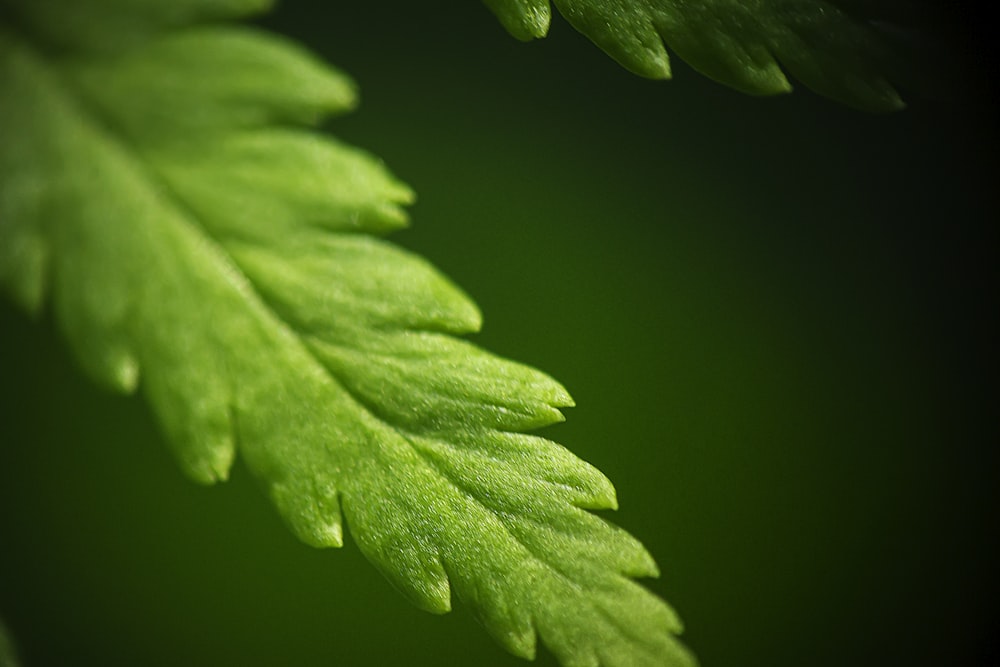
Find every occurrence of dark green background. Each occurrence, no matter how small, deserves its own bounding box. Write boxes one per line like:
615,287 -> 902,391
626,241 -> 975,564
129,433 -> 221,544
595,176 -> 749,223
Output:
1,2 -> 996,666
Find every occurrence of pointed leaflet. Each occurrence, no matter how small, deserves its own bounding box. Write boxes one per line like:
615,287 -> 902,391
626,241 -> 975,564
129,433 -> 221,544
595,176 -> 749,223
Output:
485,0 -> 904,111
0,2 -> 695,665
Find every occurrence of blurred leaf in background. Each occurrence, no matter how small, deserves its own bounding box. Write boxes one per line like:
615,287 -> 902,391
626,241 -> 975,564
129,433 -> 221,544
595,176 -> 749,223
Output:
485,0 -> 906,111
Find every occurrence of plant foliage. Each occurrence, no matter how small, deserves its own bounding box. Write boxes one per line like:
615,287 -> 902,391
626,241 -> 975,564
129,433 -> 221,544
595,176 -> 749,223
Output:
0,0 -> 696,664
485,0 -> 904,111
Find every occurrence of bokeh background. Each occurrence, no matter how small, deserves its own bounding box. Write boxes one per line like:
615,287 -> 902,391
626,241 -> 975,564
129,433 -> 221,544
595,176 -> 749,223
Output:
1,1 -> 996,666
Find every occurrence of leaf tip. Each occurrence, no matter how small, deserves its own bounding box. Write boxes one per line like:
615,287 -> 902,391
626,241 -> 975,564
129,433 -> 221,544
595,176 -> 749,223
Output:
314,521 -> 345,548
553,384 -> 574,408
540,378 -> 574,414
571,464 -> 620,510
768,74 -> 794,95
861,86 -> 907,113
497,624 -> 537,660
603,483 -> 620,511
458,299 -> 484,333
485,0 -> 552,41
167,423 -> 236,486
178,434 -> 236,485
419,576 -> 454,615
203,448 -> 236,484
644,51 -> 673,80
269,481 -> 346,547
636,548 -> 661,579
614,45 -> 673,80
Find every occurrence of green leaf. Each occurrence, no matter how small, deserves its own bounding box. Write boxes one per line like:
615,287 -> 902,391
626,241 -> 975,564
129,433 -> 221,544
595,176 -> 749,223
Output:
0,2 -> 695,665
485,0 -> 905,111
